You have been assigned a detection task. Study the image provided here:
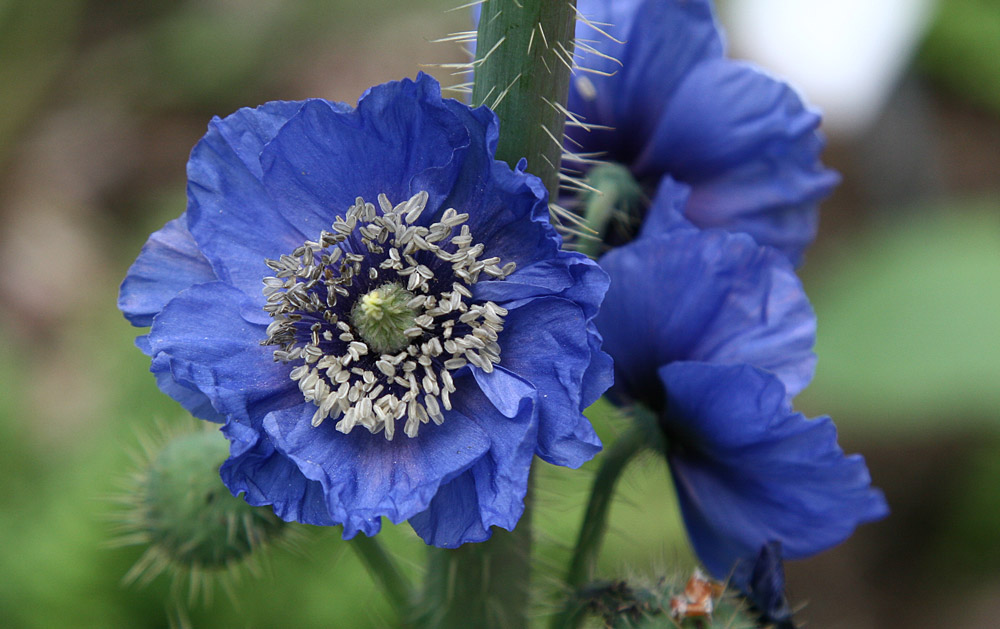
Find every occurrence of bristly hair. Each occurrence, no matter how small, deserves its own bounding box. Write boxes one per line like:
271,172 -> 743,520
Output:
106,417 -> 301,615
426,1 -> 623,244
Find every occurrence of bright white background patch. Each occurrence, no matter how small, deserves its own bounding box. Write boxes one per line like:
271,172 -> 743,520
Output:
719,0 -> 936,137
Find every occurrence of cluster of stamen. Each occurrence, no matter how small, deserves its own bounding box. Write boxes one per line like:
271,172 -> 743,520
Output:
261,191 -> 515,440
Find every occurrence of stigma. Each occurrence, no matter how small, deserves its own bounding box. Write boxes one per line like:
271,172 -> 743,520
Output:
260,191 -> 514,440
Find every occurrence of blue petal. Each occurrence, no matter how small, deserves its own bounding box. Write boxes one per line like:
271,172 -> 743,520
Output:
408,472 -> 490,545
636,176 -> 696,236
596,230 -> 816,405
410,372 -> 537,547
660,362 -> 888,579
118,215 -> 217,327
146,281 -> 300,423
220,419 -> 336,526
731,541 -> 794,625
491,297 -> 604,468
263,401 -> 491,539
186,102 -> 316,298
258,74 -> 469,239
153,370 -> 226,423
441,156 -> 558,272
474,250 -> 609,319
207,100 -> 308,178
569,0 -> 723,163
580,319 -> 614,411
638,58 -> 840,263
426,94 -> 562,272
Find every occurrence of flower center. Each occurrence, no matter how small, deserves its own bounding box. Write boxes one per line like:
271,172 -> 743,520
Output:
260,191 -> 515,440
350,283 -> 416,354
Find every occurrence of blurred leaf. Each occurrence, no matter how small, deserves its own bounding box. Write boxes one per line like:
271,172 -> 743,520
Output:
919,0 -> 1000,112
0,0 -> 84,164
932,439 -> 1000,577
799,202 -> 1000,434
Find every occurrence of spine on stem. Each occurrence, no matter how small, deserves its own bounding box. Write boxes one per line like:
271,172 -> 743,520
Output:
412,2 -> 578,628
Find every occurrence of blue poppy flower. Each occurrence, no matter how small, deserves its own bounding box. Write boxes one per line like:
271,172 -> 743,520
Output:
570,0 -> 840,264
118,73 -> 613,546
594,204 -> 887,579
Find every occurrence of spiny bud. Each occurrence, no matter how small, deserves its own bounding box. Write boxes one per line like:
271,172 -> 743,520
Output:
112,426 -> 287,604
574,570 -> 759,628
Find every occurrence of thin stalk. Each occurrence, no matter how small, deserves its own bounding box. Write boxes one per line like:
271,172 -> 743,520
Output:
552,406 -> 663,629
412,2 -> 579,627
349,535 -> 413,618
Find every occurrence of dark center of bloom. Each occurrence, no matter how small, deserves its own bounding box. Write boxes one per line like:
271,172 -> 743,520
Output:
260,191 -> 515,440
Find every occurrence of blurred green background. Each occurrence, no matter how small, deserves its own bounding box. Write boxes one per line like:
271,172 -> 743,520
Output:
0,0 -> 997,626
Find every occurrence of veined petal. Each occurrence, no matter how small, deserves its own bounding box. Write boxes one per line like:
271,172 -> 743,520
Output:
263,403 -> 490,539
410,373 -> 537,546
146,281 -> 300,423
152,370 -> 226,423
660,362 -> 888,579
597,230 -> 816,405
259,75 -> 468,239
491,297 -> 604,467
118,215 -> 217,327
474,250 -> 609,320
220,419 -> 336,526
186,102 -> 315,298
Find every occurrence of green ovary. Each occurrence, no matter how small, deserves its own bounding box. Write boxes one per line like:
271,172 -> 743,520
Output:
350,282 -> 417,354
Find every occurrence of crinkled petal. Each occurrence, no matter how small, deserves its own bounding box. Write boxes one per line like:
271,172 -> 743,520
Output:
186,102 -> 316,298
596,230 -> 815,406
569,0 -> 723,162
118,215 -> 217,327
259,74 -> 468,240
153,370 -> 226,423
263,402 -> 490,539
580,319 -> 614,411
410,371 -> 537,546
474,250 -> 609,320
220,419 -> 336,526
432,97 -> 563,270
490,297 -> 604,467
660,362 -> 888,579
443,157 -> 559,272
637,58 -> 839,263
146,281 -> 300,423
208,100 -> 308,178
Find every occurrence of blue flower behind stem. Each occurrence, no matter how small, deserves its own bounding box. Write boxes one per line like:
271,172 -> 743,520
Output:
570,0 -> 840,264
593,180 -> 887,582
119,73 -> 613,547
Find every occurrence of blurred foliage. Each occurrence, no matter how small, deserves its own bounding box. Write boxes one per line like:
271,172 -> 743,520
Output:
0,0 -> 84,163
1,0 -> 999,626
799,202 -> 1000,434
919,0 -> 1000,112
934,439 -> 1000,577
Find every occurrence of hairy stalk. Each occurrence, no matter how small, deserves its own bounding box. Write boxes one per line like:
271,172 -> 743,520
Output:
412,4 -> 579,626
471,0 -> 579,200
552,406 -> 663,629
349,535 -> 413,617
412,480 -> 534,628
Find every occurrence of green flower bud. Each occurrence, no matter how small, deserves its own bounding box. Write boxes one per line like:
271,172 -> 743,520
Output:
113,426 -> 287,604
